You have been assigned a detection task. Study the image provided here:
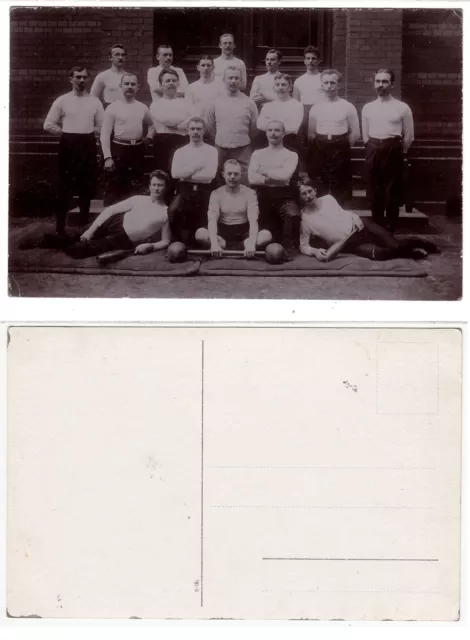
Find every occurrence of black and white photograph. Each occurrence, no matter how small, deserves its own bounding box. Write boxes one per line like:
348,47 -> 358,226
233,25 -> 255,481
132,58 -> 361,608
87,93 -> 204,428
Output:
8,3 -> 463,300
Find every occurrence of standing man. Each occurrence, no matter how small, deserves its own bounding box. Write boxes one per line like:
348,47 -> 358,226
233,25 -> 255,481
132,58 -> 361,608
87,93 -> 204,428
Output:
307,69 -> 360,206
293,46 -> 324,148
362,68 -> 414,230
213,33 -> 247,91
248,120 -> 300,253
169,117 -> 218,245
149,69 -> 195,174
257,73 -> 303,153
44,66 -> 104,240
185,54 -> 225,116
100,72 -> 154,205
205,66 -> 258,184
147,44 -> 188,102
195,159 -> 272,258
250,49 -> 282,109
90,43 -> 127,107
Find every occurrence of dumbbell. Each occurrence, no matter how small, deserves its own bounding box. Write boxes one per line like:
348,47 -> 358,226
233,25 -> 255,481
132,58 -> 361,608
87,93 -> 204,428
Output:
167,242 -> 287,264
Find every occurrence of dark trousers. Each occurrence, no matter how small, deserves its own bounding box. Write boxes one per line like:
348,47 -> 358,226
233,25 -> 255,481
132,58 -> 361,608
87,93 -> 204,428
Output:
57,133 -> 98,233
153,133 -> 189,175
103,141 -> 146,206
308,134 -> 352,207
64,212 -> 134,259
364,137 -> 404,228
168,182 -> 212,245
257,186 -> 300,250
344,217 -> 438,260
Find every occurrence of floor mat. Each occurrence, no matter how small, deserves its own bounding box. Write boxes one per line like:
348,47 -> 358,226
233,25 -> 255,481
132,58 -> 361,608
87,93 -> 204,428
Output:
198,253 -> 428,277
9,223 -> 200,276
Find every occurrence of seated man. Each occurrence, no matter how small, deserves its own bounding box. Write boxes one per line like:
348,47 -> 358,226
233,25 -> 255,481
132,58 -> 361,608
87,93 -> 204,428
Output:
195,159 -> 272,258
65,171 -> 171,258
297,177 -> 438,262
248,120 -> 300,253
169,117 -> 218,245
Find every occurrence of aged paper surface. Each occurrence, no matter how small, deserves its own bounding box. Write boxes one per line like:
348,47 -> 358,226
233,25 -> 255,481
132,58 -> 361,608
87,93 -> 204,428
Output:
7,327 -> 461,620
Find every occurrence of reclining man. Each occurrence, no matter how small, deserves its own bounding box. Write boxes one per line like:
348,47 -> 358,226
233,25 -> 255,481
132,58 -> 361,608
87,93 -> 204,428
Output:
64,170 -> 171,258
248,120 -> 300,254
195,159 -> 272,258
297,177 -> 438,262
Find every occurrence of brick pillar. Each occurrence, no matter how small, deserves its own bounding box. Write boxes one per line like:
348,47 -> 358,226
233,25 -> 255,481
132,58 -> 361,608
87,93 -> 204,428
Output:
344,9 -> 403,117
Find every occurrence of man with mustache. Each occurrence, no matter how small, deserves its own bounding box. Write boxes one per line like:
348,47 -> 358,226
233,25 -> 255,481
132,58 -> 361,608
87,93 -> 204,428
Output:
307,69 -> 360,207
250,49 -> 282,109
147,44 -> 188,102
100,72 -> 154,205
213,33 -> 247,91
362,68 -> 414,231
90,43 -> 127,108
43,66 -> 104,240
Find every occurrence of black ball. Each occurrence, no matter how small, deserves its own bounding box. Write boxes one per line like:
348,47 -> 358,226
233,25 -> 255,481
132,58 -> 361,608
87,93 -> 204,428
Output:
265,243 -> 287,265
167,242 -> 188,263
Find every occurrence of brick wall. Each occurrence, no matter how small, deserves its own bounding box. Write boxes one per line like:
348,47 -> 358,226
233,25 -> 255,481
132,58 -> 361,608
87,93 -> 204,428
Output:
402,9 -> 462,138
10,6 -> 154,132
342,9 -> 403,114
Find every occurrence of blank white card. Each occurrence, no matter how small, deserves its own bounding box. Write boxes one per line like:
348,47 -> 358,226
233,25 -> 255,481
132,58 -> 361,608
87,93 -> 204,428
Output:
7,327 -> 461,620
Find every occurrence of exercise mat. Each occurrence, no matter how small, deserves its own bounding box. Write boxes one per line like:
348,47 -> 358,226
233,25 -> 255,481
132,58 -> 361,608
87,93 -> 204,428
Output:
9,222 -> 200,276
197,253 -> 428,277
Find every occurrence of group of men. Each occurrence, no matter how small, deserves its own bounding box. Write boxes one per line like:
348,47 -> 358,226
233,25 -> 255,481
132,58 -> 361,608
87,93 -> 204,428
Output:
41,33 -> 433,262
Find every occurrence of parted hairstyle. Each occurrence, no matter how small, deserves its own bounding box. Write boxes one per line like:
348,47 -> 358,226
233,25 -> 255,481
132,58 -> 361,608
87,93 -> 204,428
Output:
223,65 -> 242,79
148,170 -> 171,198
304,45 -> 320,58
120,72 -> 138,84
69,66 -> 88,77
296,176 -> 320,193
375,67 -> 395,83
223,158 -> 242,171
267,48 -> 282,61
109,43 -> 126,56
198,53 -> 214,63
158,67 -> 179,85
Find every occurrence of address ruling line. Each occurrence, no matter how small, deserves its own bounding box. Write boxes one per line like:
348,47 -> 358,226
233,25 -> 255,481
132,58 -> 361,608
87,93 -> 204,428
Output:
262,557 -> 439,562
200,339 -> 204,607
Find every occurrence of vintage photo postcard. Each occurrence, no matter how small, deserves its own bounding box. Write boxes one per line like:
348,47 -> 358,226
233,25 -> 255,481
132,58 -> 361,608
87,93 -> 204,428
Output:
7,326 -> 462,620
7,3 -> 463,300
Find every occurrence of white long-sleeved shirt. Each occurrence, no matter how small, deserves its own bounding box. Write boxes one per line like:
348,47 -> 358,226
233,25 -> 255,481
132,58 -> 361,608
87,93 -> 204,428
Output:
92,196 -> 169,244
205,93 -> 258,148
293,72 -> 324,106
147,65 -> 188,102
249,72 -> 278,105
248,147 -> 298,187
300,195 -> 354,248
257,98 -> 304,135
150,97 -> 195,135
362,97 -> 414,151
100,99 -> 153,158
44,92 -> 104,135
213,55 -> 247,90
90,68 -> 125,104
208,185 -> 259,226
171,143 -> 218,184
308,98 -> 360,143
185,77 -> 225,115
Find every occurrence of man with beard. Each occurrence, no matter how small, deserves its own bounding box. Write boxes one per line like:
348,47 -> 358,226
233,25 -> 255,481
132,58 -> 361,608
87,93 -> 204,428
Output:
362,68 -> 414,231
100,72 -> 154,205
43,66 -> 104,240
307,69 -> 360,206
